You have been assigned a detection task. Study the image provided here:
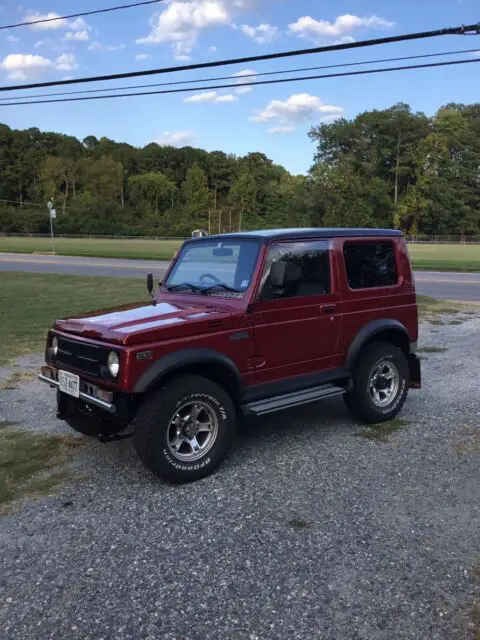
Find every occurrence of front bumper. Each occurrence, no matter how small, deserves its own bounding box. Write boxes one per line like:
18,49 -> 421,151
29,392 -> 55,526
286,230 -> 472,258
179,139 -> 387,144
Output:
38,366 -> 116,414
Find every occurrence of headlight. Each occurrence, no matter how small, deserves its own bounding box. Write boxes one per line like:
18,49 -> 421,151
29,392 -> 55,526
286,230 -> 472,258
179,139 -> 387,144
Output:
107,351 -> 120,378
51,336 -> 58,357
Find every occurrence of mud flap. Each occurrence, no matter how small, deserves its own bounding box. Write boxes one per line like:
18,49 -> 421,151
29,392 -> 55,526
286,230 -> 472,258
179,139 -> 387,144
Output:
408,354 -> 421,389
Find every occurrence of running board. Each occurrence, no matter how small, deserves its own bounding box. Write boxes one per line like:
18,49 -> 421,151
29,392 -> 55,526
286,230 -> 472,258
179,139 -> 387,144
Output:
244,384 -> 346,417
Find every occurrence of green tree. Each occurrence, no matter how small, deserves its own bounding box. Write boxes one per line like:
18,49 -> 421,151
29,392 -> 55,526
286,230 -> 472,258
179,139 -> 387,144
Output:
228,172 -> 258,230
180,164 -> 211,231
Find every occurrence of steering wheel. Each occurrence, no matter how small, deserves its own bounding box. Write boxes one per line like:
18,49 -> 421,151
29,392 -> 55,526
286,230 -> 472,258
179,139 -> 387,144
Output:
199,273 -> 221,284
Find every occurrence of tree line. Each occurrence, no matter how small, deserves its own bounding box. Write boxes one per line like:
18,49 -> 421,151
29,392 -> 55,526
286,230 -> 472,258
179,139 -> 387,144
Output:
0,101 -> 479,237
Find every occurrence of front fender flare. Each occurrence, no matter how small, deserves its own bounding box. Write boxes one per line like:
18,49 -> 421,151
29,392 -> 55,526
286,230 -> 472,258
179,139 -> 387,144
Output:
133,348 -> 242,394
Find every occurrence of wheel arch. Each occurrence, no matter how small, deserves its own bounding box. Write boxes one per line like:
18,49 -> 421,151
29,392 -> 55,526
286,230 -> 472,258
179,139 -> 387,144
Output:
133,348 -> 242,405
346,319 -> 411,369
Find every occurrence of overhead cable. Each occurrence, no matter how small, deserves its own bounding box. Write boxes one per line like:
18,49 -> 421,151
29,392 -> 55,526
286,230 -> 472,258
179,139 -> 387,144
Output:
1,21 -> 479,92
2,57 -> 479,107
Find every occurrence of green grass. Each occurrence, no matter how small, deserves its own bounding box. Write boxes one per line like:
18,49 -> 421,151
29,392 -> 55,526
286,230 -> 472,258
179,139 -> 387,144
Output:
417,295 -> 464,316
0,424 -> 82,513
417,346 -> 448,354
0,236 -> 181,261
0,237 -> 479,271
357,419 -> 409,442
407,243 -> 480,272
0,272 -> 148,364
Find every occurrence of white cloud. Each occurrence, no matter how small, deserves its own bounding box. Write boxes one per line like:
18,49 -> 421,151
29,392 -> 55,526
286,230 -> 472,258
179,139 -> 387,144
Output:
64,30 -> 90,42
23,12 -> 90,33
252,93 -> 344,125
234,68 -> 257,94
208,45 -> 217,53
155,130 -> 196,146
136,53 -> 152,61
215,94 -> 237,102
34,40 -> 44,49
0,53 -> 53,79
269,126 -> 295,135
184,90 -> 237,103
55,53 -> 78,71
69,18 -> 89,31
288,14 -> 394,43
136,0 -> 230,57
7,35 -> 19,43
0,51 -> 81,79
237,23 -> 278,44
23,12 -> 68,30
88,41 -> 126,52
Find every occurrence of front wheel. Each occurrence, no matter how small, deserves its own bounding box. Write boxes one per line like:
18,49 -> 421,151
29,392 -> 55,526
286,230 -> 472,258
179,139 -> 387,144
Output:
344,342 -> 409,424
133,375 -> 236,483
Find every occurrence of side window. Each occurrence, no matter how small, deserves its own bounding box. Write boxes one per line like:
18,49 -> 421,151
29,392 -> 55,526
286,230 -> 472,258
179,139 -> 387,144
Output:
259,241 -> 331,300
343,242 -> 398,289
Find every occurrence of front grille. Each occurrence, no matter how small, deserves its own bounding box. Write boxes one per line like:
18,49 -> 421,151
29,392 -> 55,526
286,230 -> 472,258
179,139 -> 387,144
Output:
55,337 -> 107,377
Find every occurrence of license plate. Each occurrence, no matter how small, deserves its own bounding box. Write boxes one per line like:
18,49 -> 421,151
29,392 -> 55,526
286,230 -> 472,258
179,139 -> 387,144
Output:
58,370 -> 80,398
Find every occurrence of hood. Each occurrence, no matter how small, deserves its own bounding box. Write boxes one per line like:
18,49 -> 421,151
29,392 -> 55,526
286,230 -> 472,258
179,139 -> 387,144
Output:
54,297 -> 233,345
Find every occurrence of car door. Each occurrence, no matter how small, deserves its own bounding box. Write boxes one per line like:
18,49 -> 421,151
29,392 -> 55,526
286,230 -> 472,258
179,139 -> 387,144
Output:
250,239 -> 341,385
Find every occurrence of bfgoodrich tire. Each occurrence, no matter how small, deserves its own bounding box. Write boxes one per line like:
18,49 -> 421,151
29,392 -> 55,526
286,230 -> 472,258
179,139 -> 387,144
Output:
344,342 -> 409,424
133,375 -> 236,483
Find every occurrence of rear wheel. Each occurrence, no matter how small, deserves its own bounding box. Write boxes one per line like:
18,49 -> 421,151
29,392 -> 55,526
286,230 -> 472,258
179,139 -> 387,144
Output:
133,375 -> 236,483
344,342 -> 409,424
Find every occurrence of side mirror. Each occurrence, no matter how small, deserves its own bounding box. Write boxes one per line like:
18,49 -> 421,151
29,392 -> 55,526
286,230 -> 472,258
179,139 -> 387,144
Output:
147,273 -> 154,296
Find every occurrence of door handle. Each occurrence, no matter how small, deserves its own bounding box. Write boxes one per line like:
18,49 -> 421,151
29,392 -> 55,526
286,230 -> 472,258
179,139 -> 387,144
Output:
321,304 -> 336,314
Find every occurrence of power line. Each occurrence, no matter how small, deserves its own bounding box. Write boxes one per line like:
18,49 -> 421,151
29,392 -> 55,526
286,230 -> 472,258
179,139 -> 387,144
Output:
2,47 -> 479,102
2,57 -> 479,107
0,0 -> 165,31
1,21 -> 479,93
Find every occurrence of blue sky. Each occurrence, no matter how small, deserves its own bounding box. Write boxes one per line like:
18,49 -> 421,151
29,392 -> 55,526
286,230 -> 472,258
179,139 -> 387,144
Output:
0,0 -> 479,174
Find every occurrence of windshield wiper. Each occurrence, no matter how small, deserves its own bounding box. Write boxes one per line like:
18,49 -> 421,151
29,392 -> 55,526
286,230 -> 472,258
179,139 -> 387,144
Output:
200,283 -> 242,294
165,282 -> 203,293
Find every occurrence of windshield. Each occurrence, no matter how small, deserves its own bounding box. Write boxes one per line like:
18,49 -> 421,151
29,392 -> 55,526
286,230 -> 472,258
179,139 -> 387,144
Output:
165,238 -> 261,296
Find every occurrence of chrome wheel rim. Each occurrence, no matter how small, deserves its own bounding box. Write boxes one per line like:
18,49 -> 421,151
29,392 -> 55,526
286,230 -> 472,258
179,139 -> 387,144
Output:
167,401 -> 218,462
368,361 -> 400,408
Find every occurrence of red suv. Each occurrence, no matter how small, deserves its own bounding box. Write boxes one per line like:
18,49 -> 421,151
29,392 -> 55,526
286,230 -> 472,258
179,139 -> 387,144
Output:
39,229 -> 421,483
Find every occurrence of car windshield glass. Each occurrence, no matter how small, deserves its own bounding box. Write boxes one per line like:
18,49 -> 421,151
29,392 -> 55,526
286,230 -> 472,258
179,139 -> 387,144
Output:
165,238 -> 261,295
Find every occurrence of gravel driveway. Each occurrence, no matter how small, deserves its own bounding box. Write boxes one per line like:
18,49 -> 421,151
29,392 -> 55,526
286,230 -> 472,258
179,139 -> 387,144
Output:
0,312 -> 479,640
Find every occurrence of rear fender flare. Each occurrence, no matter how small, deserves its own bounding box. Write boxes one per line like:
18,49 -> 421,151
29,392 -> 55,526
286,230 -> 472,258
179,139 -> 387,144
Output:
133,348 -> 242,396
346,319 -> 410,368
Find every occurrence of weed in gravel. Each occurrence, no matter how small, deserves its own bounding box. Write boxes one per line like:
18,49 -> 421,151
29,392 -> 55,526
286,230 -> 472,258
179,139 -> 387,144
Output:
449,320 -> 464,326
0,371 -> 36,390
357,419 -> 409,443
418,346 -> 448,354
453,428 -> 480,455
288,517 -> 313,530
0,428 -> 84,513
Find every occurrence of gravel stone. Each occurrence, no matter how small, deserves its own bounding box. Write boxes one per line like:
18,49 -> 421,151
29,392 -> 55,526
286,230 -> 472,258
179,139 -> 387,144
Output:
0,312 -> 479,639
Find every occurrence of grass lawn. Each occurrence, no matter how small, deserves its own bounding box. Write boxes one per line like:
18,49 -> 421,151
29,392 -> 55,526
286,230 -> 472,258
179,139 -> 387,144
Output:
407,243 -> 480,272
0,272 -> 147,364
0,422 -> 82,513
0,236 -> 479,271
0,236 -> 181,261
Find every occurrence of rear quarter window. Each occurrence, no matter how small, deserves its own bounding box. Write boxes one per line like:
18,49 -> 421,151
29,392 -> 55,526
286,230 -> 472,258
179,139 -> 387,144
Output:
343,241 -> 398,289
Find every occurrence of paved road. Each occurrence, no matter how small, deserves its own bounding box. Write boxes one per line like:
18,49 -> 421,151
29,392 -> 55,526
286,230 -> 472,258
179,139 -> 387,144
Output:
0,252 -> 479,302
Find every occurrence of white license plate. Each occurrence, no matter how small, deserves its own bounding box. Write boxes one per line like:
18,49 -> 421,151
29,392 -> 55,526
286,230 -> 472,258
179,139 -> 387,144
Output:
58,370 -> 80,398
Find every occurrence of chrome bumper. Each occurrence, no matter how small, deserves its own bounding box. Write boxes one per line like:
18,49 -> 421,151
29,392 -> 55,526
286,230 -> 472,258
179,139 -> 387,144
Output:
38,369 -> 116,414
